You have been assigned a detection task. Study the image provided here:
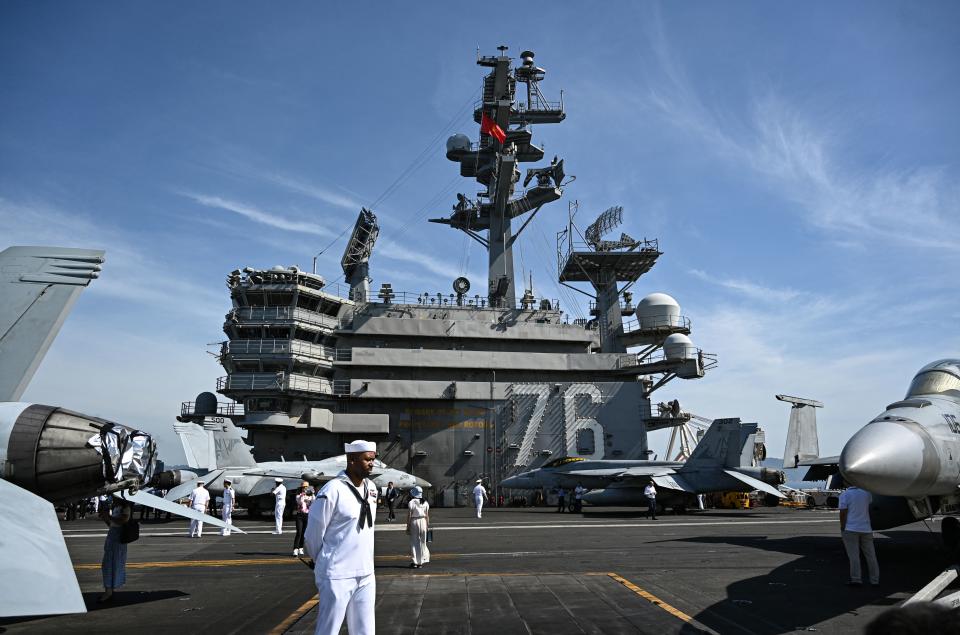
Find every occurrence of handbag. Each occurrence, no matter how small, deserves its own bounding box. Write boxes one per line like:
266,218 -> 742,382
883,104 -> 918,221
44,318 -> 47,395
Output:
120,519 -> 140,544
426,529 -> 434,543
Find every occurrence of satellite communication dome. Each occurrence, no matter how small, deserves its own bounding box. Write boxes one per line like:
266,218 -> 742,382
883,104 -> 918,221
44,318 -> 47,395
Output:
663,334 -> 696,360
637,293 -> 680,329
446,134 -> 472,154
194,391 -> 219,416
271,265 -> 286,272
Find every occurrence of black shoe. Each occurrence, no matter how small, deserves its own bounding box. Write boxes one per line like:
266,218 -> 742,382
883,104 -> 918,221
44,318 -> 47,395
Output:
846,581 -> 862,587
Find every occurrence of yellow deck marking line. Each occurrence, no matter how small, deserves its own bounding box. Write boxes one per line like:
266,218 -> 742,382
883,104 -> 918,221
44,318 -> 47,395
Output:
608,573 -> 718,635
268,594 -> 318,635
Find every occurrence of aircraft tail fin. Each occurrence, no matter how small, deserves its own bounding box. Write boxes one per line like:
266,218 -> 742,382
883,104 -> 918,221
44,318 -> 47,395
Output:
776,394 -> 823,468
685,418 -> 757,468
175,417 -> 255,469
173,421 -> 216,470
0,246 -> 104,401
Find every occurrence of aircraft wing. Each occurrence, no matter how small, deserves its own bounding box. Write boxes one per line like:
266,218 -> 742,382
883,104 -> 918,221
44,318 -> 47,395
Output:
723,469 -> 785,498
0,479 -> 86,617
116,488 -> 244,533
161,469 -> 224,503
0,246 -> 104,402
651,473 -> 696,492
245,475 -> 313,497
798,455 -> 840,482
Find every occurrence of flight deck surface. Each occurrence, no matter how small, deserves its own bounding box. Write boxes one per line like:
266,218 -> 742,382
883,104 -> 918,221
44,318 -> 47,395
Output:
1,506 -> 951,634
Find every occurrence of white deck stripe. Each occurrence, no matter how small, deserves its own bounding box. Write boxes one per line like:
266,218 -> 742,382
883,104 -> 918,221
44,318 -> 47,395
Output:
62,517 -> 838,538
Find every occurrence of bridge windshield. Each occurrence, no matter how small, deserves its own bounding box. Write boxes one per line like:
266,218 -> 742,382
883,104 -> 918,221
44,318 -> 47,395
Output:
906,359 -> 960,398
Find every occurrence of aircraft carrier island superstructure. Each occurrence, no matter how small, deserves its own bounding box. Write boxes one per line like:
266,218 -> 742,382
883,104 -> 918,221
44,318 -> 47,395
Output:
181,48 -> 717,500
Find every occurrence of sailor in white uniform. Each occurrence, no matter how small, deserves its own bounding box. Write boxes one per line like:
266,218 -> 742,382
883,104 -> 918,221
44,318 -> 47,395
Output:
473,479 -> 488,519
271,477 -> 286,534
221,478 -> 235,536
305,440 -> 379,635
188,482 -> 210,537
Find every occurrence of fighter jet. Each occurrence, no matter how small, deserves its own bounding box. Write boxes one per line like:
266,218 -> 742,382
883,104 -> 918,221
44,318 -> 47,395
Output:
782,361 -> 960,555
162,413 -> 430,514
501,418 -> 785,509
0,246 -> 241,618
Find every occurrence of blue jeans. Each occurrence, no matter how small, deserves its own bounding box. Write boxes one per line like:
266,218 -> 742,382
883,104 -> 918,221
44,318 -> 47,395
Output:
647,498 -> 656,518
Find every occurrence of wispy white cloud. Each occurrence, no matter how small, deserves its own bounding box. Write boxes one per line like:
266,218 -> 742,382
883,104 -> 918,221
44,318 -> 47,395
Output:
377,239 -> 459,280
638,13 -> 960,250
183,192 -> 332,237
258,173 -> 365,211
689,269 -> 803,304
0,197 -> 225,320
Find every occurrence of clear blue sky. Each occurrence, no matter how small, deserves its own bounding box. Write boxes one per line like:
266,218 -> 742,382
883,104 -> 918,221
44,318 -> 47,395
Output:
3,2 -> 958,464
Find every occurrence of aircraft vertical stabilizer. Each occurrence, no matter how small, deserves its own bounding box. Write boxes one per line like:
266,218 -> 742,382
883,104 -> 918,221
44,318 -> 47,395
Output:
0,246 -> 104,402
685,418 -> 755,468
206,418 -> 256,468
777,394 -> 823,468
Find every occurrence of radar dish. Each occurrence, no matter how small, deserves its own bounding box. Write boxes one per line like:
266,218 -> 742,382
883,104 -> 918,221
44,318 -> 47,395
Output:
453,277 -> 471,294
584,206 -> 623,249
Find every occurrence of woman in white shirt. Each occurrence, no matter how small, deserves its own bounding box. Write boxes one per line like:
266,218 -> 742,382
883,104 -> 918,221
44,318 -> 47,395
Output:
405,486 -> 430,569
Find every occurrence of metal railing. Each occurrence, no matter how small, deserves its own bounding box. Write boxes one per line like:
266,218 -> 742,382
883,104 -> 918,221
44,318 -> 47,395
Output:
179,401 -> 244,417
216,372 -> 335,395
332,380 -> 351,396
616,348 -> 702,370
357,289 -> 561,311
622,315 -> 691,333
228,307 -> 340,330
222,339 -> 337,361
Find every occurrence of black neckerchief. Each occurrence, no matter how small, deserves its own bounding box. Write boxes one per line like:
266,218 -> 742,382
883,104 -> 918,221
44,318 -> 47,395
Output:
341,475 -> 373,530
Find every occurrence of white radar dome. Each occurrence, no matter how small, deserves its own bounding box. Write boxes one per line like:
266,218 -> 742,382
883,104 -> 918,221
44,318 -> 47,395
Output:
664,333 -> 696,360
446,134 -> 472,154
637,293 -> 681,329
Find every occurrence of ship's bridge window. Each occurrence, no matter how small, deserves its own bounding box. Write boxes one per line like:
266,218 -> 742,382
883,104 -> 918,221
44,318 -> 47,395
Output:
543,456 -> 586,468
906,360 -> 960,398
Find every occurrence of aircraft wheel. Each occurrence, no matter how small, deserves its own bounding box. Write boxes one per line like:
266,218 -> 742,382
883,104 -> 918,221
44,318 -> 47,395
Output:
943,516 -> 960,562
806,495 -> 817,508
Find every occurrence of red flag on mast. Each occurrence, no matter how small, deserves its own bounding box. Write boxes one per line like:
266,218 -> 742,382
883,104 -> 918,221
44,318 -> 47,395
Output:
480,112 -> 507,144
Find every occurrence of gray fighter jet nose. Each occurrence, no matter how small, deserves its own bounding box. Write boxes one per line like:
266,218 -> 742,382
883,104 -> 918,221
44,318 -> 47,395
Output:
415,476 -> 432,488
839,420 -> 939,497
501,473 -> 535,489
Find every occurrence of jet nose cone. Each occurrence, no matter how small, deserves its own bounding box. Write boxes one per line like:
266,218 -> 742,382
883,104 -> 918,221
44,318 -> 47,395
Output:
840,420 -> 939,497
501,473 -> 533,489
415,476 -> 432,488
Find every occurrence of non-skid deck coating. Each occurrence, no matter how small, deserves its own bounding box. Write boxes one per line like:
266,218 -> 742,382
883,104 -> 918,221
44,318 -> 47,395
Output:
0,506 -> 954,634
282,572 -> 711,635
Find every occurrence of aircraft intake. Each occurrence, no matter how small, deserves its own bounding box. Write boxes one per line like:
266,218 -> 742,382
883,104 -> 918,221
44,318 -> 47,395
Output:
150,469 -> 198,490
0,403 -> 157,503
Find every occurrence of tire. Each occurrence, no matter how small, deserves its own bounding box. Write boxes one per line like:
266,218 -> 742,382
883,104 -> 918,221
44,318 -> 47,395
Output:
943,516 -> 960,562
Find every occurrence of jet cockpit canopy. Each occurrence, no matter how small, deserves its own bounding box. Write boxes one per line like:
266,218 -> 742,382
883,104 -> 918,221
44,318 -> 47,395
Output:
905,359 -> 960,398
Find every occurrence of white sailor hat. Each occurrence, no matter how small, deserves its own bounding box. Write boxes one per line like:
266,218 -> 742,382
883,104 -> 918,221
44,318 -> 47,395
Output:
344,439 -> 377,453
223,478 -> 232,484
476,479 -> 483,483
274,477 -> 284,483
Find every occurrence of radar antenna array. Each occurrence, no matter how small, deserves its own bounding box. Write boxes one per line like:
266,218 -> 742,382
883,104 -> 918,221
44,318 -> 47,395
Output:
584,206 -> 623,249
